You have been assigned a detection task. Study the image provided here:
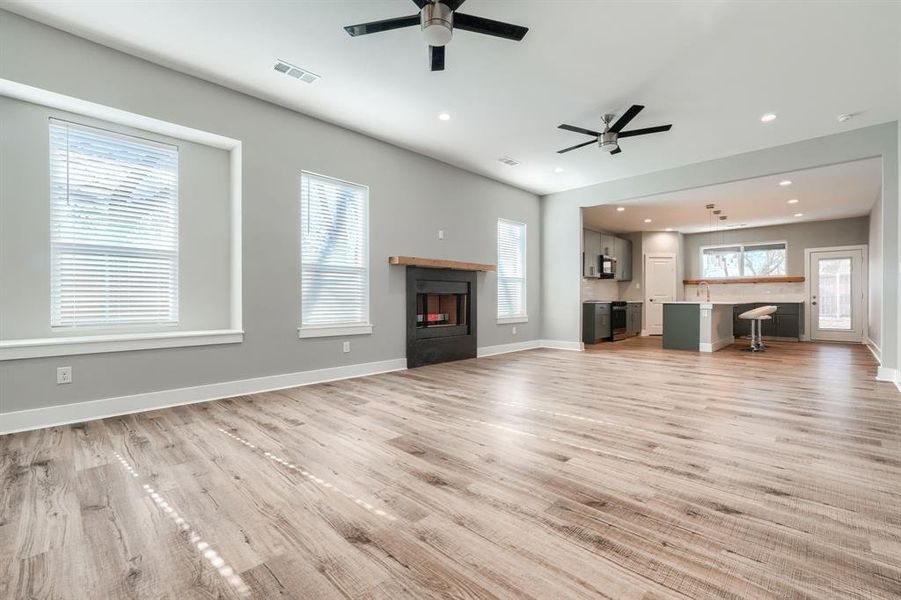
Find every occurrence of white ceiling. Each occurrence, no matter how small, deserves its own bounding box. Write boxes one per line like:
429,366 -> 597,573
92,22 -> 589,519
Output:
6,1 -> 899,195
582,157 -> 882,234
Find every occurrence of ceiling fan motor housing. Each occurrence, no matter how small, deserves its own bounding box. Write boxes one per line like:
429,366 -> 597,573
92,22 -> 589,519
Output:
421,2 -> 453,46
599,131 -> 619,152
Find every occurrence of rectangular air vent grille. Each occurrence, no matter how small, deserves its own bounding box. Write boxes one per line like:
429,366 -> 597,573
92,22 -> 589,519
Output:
274,59 -> 320,84
498,157 -> 520,167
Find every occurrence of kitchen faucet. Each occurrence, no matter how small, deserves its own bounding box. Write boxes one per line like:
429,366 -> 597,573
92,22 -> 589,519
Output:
697,281 -> 711,302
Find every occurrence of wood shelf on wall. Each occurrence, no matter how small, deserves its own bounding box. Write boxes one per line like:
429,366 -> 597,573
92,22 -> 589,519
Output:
683,276 -> 805,285
388,256 -> 496,272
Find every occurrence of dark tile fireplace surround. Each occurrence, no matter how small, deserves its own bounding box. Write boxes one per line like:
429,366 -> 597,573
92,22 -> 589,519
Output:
406,266 -> 477,368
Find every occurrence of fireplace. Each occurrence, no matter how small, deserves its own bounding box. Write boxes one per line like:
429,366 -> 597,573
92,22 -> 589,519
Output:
406,267 -> 477,368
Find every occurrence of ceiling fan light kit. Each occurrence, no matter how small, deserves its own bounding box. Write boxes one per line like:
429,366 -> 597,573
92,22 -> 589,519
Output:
421,1 -> 453,46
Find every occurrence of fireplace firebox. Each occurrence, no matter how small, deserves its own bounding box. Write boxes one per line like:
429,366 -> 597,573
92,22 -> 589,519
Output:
406,267 -> 477,368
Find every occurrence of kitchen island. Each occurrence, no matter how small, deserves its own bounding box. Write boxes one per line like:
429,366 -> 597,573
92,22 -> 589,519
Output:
662,301 -> 735,352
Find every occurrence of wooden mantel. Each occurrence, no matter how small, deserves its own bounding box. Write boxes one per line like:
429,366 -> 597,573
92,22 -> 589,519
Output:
388,256 -> 496,272
684,276 -> 805,285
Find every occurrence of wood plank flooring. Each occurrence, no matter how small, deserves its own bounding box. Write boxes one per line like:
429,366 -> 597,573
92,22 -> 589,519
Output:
2,339 -> 901,599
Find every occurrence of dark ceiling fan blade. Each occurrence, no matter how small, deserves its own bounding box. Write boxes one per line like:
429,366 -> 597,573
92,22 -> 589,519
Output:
617,124 -> 673,138
610,147 -> 622,155
344,15 -> 420,37
430,45 -> 445,71
557,139 -> 597,154
454,13 -> 528,40
444,0 -> 467,10
610,104 -> 644,132
412,0 -> 429,7
558,124 -> 602,137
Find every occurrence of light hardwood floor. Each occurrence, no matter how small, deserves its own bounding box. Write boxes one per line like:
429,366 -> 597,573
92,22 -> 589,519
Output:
2,339 -> 901,599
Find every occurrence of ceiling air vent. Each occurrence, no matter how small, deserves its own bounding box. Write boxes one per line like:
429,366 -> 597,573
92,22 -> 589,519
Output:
498,157 -> 520,167
274,59 -> 320,84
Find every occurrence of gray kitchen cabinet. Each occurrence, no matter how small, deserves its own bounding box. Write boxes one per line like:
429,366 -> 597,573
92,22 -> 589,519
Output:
732,303 -> 803,339
615,237 -> 633,281
599,232 -> 614,256
583,229 -> 601,277
626,302 -> 642,335
582,302 -> 611,343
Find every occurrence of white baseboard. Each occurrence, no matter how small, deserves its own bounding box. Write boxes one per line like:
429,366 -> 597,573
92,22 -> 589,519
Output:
538,339 -> 584,351
0,358 -> 406,435
477,340 -> 541,357
876,366 -> 898,383
866,337 -> 881,364
700,337 -> 735,353
2,338 -> 589,435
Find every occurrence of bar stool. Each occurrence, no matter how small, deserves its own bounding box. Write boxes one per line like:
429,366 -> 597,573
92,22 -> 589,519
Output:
739,305 -> 777,352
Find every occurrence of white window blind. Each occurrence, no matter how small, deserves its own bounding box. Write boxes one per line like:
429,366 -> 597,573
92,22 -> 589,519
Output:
49,119 -> 179,328
300,172 -> 369,330
497,219 -> 527,320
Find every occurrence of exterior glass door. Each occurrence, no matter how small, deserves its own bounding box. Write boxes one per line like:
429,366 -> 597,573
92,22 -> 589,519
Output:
809,249 -> 863,342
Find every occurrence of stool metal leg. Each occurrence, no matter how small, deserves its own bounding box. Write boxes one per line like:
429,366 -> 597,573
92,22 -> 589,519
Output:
757,318 -> 766,351
742,319 -> 759,352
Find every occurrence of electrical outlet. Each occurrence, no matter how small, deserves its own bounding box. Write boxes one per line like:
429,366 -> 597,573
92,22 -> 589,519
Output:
342,341 -> 350,353
511,326 -> 517,335
438,229 -> 444,240
57,366 -> 72,385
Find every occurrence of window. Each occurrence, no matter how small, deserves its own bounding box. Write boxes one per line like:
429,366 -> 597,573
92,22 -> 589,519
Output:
50,119 -> 179,328
299,172 -> 370,337
701,242 -> 786,278
497,218 -> 527,323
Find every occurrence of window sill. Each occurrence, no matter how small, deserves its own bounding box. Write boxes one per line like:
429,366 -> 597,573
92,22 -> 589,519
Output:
297,324 -> 373,339
497,316 -> 529,325
0,329 -> 244,361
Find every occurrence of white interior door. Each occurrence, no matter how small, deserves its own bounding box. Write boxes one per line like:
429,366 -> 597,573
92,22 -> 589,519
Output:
809,249 -> 864,342
644,254 -> 677,335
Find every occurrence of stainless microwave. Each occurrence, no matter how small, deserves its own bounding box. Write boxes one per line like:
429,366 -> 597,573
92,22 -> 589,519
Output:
598,255 -> 616,279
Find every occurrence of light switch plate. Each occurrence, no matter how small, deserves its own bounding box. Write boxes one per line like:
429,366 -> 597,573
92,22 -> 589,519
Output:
342,341 -> 350,353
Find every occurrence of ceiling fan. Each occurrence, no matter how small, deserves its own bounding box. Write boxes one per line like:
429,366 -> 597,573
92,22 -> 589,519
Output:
344,0 -> 529,72
557,105 -> 672,155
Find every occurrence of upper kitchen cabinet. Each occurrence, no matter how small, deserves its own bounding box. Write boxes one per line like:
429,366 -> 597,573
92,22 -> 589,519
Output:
599,232 -> 615,256
583,229 -> 601,277
615,236 -> 632,281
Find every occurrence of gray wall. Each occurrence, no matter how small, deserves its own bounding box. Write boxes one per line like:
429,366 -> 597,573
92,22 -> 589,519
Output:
0,96 -> 233,340
870,192 -> 883,350
682,217 -> 870,278
541,122 -> 899,372
0,11 -> 540,414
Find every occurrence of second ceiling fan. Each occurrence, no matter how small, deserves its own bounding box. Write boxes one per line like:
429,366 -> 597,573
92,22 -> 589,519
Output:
344,0 -> 528,72
557,105 -> 672,155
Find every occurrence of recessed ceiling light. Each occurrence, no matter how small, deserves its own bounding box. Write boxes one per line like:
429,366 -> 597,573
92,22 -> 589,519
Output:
497,156 -> 520,167
760,113 -> 777,123
793,212 -> 803,217
616,207 -> 625,212
837,113 -> 855,123
787,198 -> 799,204
643,218 -> 652,223
665,227 -> 673,232
779,180 -> 792,186
438,112 -> 451,121
554,167 -> 564,173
